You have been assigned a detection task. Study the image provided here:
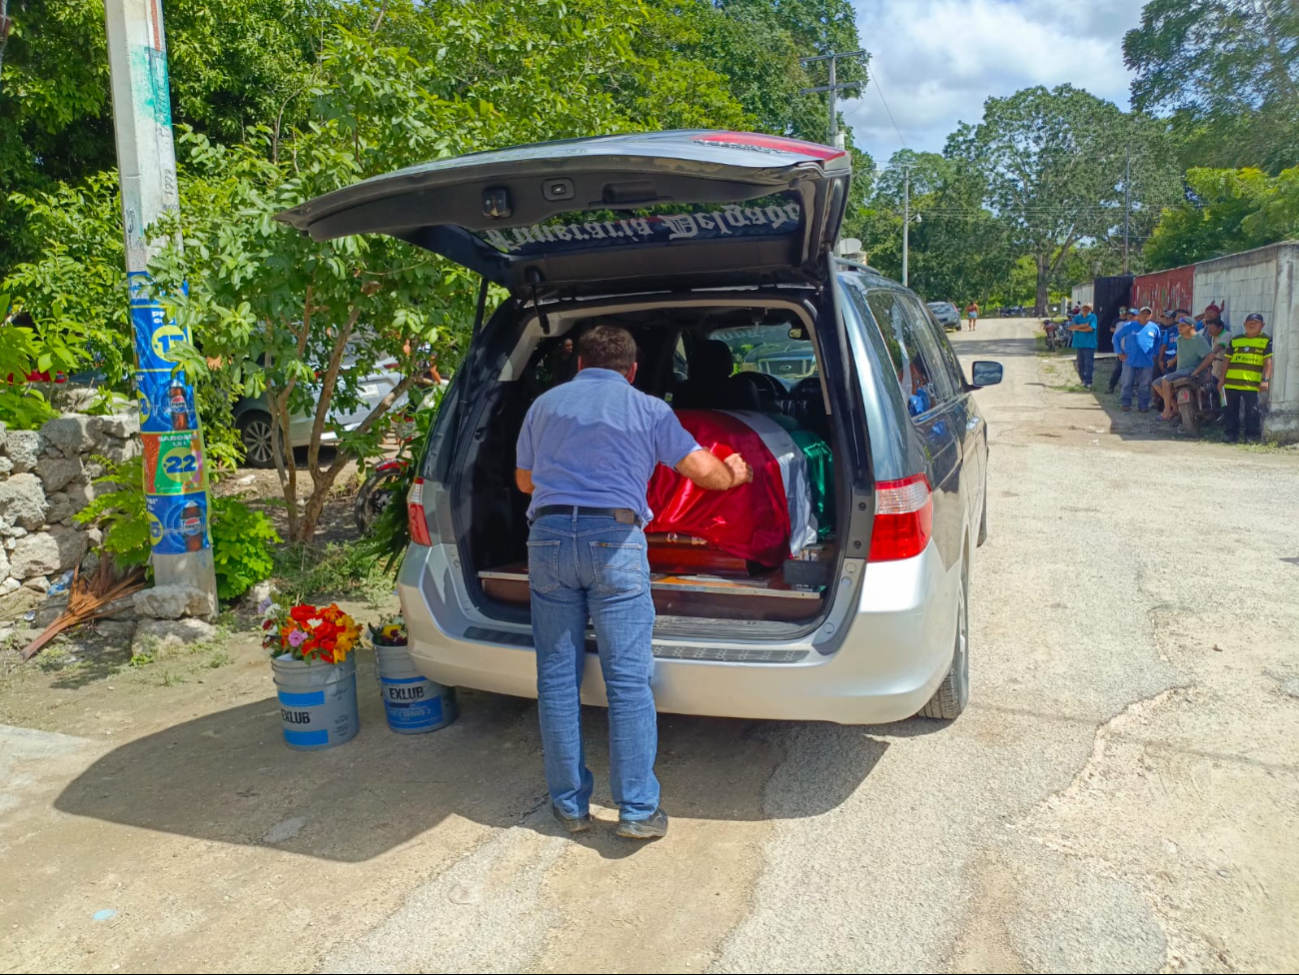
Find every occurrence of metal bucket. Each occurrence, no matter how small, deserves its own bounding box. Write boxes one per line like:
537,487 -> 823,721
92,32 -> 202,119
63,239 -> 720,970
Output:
373,643 -> 457,734
271,655 -> 360,751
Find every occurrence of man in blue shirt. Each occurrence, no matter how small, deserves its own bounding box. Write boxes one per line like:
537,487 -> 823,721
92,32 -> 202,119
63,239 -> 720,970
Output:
515,324 -> 752,839
1108,308 -> 1139,393
1119,306 -> 1162,412
1068,302 -> 1099,388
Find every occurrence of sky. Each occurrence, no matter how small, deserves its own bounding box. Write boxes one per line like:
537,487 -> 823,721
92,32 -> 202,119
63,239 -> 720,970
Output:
842,0 -> 1149,165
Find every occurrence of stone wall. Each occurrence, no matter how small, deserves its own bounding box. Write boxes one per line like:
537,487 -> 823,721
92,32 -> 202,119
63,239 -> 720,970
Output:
0,412 -> 140,598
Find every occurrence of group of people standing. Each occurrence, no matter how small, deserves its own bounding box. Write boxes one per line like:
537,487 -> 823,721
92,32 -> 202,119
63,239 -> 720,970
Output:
1066,302 -> 1274,443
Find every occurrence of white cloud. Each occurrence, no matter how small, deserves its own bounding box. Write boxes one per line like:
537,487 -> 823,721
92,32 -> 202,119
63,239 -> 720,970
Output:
841,0 -> 1147,163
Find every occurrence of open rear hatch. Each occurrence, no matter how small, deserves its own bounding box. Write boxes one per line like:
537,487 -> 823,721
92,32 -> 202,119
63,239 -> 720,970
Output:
276,130 -> 850,299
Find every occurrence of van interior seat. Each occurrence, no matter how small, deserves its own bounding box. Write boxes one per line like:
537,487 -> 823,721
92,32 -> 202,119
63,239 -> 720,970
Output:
672,339 -> 762,411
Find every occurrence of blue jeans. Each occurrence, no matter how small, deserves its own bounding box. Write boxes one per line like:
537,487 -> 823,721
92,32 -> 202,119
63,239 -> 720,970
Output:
1121,363 -> 1154,409
528,513 -> 659,821
1074,347 -> 1095,385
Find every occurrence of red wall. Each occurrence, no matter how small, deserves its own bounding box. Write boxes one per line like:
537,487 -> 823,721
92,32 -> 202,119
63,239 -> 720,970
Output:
1132,265 -> 1196,315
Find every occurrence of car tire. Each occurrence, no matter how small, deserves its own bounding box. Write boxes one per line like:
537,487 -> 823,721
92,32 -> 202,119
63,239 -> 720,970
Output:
919,557 -> 970,720
238,412 -> 280,469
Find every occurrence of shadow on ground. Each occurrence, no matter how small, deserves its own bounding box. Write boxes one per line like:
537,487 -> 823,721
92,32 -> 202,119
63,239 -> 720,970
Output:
55,685 -> 903,862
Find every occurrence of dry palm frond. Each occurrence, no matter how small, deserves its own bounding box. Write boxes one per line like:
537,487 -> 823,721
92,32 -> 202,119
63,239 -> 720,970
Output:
20,559 -> 148,662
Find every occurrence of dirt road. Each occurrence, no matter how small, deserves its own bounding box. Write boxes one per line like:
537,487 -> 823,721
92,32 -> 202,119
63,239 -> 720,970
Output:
3,317 -> 1297,974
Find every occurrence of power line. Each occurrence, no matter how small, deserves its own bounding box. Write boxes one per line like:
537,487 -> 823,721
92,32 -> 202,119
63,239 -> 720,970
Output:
869,66 -> 908,150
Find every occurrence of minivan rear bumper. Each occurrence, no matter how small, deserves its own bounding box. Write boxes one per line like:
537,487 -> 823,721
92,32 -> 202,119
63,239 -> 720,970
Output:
397,540 -> 960,725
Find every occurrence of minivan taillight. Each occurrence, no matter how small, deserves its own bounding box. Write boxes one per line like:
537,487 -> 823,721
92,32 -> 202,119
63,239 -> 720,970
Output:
868,474 -> 933,561
408,477 -> 433,547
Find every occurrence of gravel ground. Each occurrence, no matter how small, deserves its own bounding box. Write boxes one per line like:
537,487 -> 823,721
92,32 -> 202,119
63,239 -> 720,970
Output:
2,317 -> 1296,974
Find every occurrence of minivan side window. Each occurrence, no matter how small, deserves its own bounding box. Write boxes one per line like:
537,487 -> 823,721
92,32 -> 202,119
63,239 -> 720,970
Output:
914,298 -> 970,394
864,289 -> 954,417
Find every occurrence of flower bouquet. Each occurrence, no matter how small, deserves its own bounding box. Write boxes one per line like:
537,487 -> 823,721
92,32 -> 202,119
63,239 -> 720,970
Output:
261,599 -> 362,664
367,615 -> 408,648
263,599 -> 364,751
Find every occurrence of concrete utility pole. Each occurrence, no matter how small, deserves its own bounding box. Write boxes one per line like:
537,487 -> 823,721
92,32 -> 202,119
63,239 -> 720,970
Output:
799,50 -> 866,149
105,0 -> 218,612
902,166 -> 911,287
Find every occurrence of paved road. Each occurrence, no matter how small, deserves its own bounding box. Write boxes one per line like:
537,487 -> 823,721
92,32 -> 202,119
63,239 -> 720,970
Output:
4,317 -> 1297,974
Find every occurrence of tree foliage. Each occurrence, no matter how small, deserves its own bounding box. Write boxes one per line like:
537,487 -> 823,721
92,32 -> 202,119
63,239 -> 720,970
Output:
1145,165 -> 1299,269
947,85 -> 1181,313
1124,0 -> 1299,173
860,150 -> 1014,306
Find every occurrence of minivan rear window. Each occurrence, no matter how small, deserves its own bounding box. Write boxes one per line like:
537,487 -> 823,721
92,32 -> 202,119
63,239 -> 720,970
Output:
474,191 -> 803,256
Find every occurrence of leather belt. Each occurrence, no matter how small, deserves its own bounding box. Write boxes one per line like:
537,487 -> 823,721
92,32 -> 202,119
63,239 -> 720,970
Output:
533,505 -> 643,527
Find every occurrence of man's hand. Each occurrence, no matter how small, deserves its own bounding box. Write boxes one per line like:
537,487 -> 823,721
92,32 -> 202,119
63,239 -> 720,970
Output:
676,448 -> 752,491
724,452 -> 753,487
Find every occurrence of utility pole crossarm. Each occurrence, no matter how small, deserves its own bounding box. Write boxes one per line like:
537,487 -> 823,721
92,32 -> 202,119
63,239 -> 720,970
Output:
799,48 -> 867,149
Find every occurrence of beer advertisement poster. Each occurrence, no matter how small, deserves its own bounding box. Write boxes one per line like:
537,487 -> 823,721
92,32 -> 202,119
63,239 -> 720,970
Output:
147,494 -> 210,554
142,431 -> 207,495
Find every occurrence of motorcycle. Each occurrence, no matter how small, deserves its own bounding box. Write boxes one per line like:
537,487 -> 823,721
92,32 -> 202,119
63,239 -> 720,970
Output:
1171,372 -> 1222,436
353,382 -> 444,533
1042,319 -> 1069,351
354,456 -> 408,533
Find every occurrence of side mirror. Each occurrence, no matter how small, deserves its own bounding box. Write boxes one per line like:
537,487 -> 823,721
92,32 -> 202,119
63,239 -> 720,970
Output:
970,361 -> 1003,389
788,325 -> 808,341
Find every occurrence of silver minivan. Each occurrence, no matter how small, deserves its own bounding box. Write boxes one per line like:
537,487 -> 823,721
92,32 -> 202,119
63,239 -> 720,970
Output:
280,130 -> 1002,723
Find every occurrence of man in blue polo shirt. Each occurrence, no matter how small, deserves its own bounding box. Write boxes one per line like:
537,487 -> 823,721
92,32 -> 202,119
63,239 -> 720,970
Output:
515,323 -> 752,840
1068,302 -> 1098,388
1109,308 -> 1139,393
1119,306 -> 1162,412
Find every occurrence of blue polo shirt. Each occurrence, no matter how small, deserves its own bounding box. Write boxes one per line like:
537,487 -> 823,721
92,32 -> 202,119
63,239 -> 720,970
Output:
1071,313 -> 1098,349
1124,322 -> 1163,368
1113,320 -> 1139,356
516,368 -> 702,522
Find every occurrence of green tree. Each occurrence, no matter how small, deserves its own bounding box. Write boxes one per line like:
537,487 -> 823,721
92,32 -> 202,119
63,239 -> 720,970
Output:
862,149 -> 1014,305
0,0 -> 331,273
1144,165 -> 1299,268
949,85 -> 1180,314
1124,0 -> 1299,173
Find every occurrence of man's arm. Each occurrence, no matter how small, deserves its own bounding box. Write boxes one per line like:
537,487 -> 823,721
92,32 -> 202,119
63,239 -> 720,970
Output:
675,449 -> 752,491
515,469 -> 534,494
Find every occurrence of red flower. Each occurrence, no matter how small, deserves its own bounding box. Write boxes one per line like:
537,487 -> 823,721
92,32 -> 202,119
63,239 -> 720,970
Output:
290,604 -> 318,624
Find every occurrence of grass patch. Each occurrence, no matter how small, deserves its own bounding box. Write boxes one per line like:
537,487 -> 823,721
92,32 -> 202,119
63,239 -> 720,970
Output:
272,540 -> 395,606
207,649 -> 234,669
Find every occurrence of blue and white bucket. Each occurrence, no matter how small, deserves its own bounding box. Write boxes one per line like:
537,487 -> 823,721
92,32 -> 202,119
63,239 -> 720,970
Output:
374,644 -> 457,734
272,654 -> 360,751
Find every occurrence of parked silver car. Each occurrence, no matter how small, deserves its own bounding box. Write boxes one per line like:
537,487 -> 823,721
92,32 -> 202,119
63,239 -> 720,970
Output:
927,300 -> 962,331
280,130 -> 1001,723
232,356 -> 403,467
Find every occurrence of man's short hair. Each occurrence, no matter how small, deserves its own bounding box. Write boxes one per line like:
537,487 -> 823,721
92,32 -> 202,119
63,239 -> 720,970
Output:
578,323 -> 637,374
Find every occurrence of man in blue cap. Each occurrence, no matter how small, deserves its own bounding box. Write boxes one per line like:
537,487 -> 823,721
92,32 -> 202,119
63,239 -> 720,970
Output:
1109,308 -> 1140,393
1119,307 -> 1162,413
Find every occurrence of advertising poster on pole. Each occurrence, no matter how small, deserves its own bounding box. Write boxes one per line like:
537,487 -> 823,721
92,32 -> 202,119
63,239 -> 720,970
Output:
136,371 -> 198,434
147,493 -> 210,554
142,430 -> 207,495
